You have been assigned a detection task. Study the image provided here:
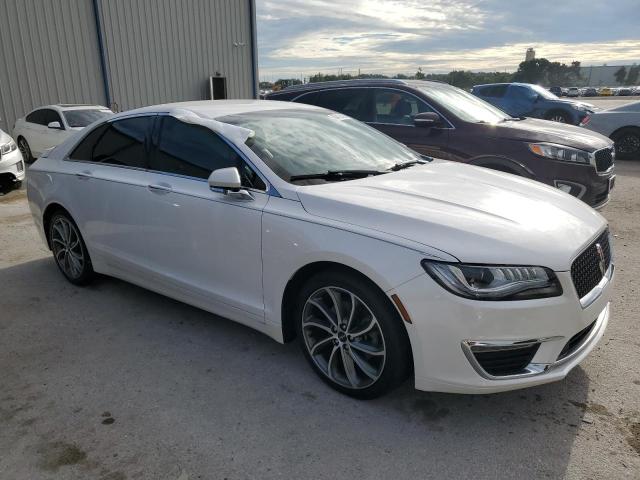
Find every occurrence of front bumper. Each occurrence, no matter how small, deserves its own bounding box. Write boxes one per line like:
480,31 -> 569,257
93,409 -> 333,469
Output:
391,267 -> 613,394
0,149 -> 25,181
535,161 -> 613,209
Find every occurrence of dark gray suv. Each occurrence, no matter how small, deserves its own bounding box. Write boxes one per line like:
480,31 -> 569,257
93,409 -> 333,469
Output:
267,79 -> 615,208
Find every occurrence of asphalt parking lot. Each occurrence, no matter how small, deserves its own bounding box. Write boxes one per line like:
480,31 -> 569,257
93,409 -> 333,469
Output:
1,160 -> 639,480
587,96 -> 640,110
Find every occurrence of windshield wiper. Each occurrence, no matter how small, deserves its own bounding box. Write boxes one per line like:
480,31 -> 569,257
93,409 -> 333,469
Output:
289,169 -> 385,182
388,159 -> 429,171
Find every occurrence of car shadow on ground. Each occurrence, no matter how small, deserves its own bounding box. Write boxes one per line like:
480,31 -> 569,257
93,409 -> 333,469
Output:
0,257 -> 592,479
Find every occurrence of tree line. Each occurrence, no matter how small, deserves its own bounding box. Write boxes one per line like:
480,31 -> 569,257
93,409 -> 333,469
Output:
261,58 -> 636,91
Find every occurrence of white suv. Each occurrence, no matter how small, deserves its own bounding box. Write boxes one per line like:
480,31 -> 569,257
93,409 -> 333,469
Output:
0,128 -> 25,188
13,104 -> 113,163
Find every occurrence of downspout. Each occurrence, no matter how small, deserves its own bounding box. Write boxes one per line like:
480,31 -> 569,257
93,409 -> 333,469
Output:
91,0 -> 112,108
248,0 -> 259,98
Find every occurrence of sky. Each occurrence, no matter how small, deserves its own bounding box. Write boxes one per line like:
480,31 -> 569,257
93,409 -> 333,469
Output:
255,0 -> 640,81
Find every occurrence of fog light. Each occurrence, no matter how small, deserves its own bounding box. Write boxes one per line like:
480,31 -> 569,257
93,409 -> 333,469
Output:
554,180 -> 585,198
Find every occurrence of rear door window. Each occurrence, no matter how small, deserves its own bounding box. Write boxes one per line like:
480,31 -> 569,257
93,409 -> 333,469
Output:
309,89 -> 373,122
26,109 -> 46,125
373,89 -> 432,125
42,109 -> 64,128
90,116 -> 152,168
478,85 -> 508,98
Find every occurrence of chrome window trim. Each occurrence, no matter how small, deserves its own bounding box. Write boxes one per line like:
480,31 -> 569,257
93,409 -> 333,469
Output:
292,86 -> 456,130
64,112 -> 280,198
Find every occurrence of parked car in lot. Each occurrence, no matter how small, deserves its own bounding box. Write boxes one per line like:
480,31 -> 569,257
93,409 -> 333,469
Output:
599,87 -> 614,96
27,100 -> 614,398
583,87 -> 599,97
471,82 -> 595,125
567,87 -> 580,97
617,87 -> 633,96
0,128 -> 25,187
549,86 -> 564,97
268,79 -> 615,207
13,104 -> 113,163
581,101 -> 640,160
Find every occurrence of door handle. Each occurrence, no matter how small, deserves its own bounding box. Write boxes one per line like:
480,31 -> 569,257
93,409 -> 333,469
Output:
148,183 -> 173,193
75,170 -> 92,180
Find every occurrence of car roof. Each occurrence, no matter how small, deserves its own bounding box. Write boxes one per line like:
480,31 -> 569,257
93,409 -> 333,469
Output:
269,78 -> 447,95
115,99 -> 323,120
30,104 -> 109,113
473,82 -> 539,89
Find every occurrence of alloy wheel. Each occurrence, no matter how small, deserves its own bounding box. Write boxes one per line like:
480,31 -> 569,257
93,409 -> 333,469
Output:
618,132 -> 640,155
51,217 -> 85,279
18,138 -> 32,163
548,114 -> 566,123
301,286 -> 386,389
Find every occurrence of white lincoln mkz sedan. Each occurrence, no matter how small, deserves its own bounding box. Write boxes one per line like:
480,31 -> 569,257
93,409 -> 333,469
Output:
27,100 -> 613,398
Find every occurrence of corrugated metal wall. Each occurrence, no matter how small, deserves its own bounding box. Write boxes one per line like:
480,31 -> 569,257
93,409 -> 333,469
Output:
0,0 -> 106,131
97,0 -> 256,111
0,0 -> 256,131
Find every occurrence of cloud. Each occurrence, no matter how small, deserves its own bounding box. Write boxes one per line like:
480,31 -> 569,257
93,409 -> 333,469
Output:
256,0 -> 640,79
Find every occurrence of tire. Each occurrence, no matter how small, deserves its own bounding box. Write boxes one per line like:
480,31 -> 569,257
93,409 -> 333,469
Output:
17,137 -> 34,164
48,211 -> 94,285
611,127 -> 640,161
294,269 -> 411,399
545,110 -> 570,123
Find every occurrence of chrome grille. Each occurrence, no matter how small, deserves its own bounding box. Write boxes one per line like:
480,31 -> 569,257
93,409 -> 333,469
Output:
571,230 -> 612,299
594,147 -> 614,172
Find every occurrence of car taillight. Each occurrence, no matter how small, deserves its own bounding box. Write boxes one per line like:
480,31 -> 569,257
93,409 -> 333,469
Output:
579,115 -> 591,126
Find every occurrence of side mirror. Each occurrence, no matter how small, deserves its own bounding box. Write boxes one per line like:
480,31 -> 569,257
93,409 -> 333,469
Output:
414,112 -> 440,128
208,167 -> 253,200
47,121 -> 63,130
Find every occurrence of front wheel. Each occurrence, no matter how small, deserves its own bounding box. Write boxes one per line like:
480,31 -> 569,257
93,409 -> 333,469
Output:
295,270 -> 411,399
48,212 -> 94,285
17,137 -> 34,163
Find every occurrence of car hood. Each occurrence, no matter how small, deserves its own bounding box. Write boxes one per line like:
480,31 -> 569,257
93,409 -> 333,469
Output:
552,98 -> 595,110
0,129 -> 11,144
296,161 -> 607,271
489,118 -> 612,151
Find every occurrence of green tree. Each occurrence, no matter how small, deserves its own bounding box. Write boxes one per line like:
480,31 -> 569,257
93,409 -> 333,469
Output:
614,66 -> 627,85
415,67 -> 425,80
624,65 -> 639,85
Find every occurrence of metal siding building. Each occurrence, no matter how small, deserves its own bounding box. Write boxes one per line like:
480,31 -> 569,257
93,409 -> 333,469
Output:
0,0 -> 257,131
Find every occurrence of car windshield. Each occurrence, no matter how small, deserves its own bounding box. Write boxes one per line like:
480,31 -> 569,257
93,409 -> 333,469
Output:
418,84 -> 510,123
529,84 -> 558,100
220,109 -> 424,184
63,109 -> 113,128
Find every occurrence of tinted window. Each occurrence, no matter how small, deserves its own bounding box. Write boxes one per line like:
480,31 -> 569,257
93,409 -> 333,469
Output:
311,89 -> 372,122
510,85 -> 538,101
294,91 -> 319,106
26,110 -> 46,125
91,117 -> 151,168
151,116 -> 265,190
478,85 -> 508,97
69,124 -> 110,160
63,109 -> 113,127
373,89 -> 432,125
42,109 -> 63,127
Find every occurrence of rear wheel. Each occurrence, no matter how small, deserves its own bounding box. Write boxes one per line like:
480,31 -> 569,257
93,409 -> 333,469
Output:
611,127 -> 640,161
17,137 -> 34,163
295,270 -> 411,399
545,110 -> 570,123
48,212 -> 94,285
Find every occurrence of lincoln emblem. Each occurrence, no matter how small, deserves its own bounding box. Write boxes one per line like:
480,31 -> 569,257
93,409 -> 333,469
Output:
595,243 -> 606,276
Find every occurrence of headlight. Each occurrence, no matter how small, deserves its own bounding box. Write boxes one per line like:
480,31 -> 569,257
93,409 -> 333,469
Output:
0,141 -> 17,156
528,143 -> 591,165
421,261 -> 563,300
